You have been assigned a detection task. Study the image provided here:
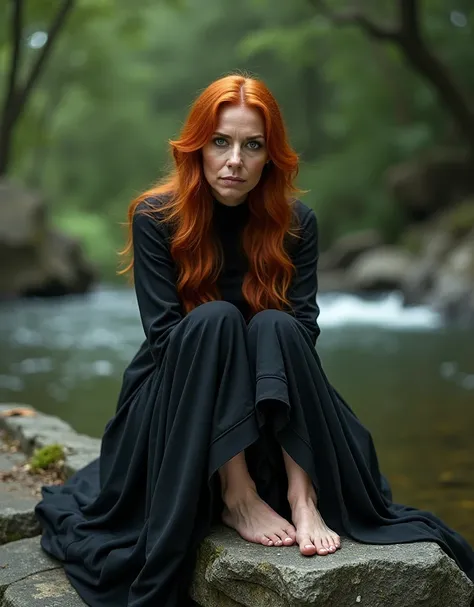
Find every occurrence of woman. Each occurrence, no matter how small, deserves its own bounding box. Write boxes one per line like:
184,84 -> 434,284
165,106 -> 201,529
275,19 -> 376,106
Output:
35,74 -> 474,607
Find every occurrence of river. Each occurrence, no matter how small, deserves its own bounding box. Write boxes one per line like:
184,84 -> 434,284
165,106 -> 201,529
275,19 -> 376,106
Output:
1,286 -> 473,546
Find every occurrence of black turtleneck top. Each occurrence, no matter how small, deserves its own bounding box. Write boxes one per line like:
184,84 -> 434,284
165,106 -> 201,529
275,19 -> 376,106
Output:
130,195 -> 320,371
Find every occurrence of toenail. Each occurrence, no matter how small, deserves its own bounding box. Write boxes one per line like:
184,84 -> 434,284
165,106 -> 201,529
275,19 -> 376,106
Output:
305,544 -> 313,549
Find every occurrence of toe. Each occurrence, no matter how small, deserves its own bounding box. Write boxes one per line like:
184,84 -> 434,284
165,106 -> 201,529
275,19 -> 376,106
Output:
268,533 -> 282,546
326,536 -> 336,552
261,535 -> 273,546
284,525 -> 297,541
314,537 -> 329,555
299,536 -> 317,556
282,527 -> 295,545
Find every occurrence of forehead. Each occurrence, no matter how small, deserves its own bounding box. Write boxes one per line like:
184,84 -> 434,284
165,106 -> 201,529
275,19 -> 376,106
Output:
215,104 -> 265,135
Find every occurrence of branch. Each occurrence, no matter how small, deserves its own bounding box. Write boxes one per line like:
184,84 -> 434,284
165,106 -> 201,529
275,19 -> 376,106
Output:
13,0 -> 76,121
308,0 -> 474,157
400,0 -> 420,40
307,0 -> 400,41
1,0 -> 24,127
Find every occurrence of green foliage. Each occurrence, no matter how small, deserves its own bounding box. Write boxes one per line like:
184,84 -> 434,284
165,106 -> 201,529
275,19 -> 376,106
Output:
1,0 -> 473,276
439,200 -> 474,238
28,444 -> 65,471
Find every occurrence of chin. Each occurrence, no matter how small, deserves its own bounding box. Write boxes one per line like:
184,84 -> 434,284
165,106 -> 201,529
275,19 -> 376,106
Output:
213,185 -> 250,204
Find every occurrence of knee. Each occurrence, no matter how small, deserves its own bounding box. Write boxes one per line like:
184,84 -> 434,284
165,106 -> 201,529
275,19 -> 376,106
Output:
187,300 -> 244,325
248,309 -> 297,334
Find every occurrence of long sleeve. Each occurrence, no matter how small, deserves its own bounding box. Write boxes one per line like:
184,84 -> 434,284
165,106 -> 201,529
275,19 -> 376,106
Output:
132,204 -> 184,366
287,208 -> 321,346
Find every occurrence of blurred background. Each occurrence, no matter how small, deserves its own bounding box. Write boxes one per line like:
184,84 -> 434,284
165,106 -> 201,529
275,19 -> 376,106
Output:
0,0 -> 473,545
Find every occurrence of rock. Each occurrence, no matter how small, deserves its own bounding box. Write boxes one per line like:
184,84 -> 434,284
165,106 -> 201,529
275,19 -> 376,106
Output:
317,270 -> 351,293
0,178 -> 96,299
347,247 -> 414,292
0,537 -> 86,606
401,228 -> 474,322
386,148 -> 474,222
1,407 -> 474,606
190,527 -> 474,607
0,537 -> 59,589
318,229 -> 383,272
0,450 -> 41,543
0,404 -> 101,470
2,569 -> 86,607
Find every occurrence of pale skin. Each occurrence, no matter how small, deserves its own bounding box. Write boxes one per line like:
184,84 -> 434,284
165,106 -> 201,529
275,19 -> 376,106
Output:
202,103 -> 341,556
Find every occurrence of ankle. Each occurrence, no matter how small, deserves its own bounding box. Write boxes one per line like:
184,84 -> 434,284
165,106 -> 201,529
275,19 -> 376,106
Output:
223,483 -> 257,509
287,485 -> 317,511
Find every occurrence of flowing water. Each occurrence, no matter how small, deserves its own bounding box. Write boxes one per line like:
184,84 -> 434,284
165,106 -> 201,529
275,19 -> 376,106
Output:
1,287 -> 473,545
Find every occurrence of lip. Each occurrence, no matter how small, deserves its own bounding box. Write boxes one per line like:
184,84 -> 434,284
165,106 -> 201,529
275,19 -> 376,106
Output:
220,176 -> 245,183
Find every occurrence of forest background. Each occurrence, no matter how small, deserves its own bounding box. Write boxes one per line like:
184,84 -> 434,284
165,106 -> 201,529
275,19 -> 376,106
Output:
1,0 -> 473,285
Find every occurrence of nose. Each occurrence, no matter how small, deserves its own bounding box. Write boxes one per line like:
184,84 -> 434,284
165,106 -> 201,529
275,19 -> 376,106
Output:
226,144 -> 242,168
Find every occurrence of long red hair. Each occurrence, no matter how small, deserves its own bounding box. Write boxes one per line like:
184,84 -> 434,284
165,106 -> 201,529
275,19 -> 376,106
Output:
118,73 -> 304,316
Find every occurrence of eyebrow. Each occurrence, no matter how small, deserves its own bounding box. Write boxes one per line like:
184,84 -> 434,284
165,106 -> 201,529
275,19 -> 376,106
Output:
213,131 -> 265,141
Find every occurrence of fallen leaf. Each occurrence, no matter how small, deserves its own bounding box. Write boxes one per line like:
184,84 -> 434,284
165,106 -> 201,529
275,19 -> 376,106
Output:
1,408 -> 36,418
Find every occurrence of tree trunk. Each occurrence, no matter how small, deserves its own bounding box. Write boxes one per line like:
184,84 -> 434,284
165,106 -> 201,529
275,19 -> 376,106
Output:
0,0 -> 76,179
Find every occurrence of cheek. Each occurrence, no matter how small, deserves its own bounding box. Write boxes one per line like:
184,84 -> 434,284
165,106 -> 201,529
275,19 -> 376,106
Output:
248,158 -> 267,182
202,148 -> 224,177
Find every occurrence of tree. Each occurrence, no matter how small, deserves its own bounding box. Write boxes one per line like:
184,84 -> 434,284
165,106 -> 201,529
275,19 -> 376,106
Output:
0,0 -> 76,177
308,0 -> 474,162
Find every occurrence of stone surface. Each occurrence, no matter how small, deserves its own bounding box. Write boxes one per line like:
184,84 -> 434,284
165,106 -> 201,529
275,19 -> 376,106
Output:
348,247 -> 414,292
0,537 -> 59,590
0,178 -> 96,298
0,405 -> 101,471
1,404 -> 474,606
0,485 -> 40,545
190,527 -> 474,607
318,229 -> 383,272
0,446 -> 41,544
2,569 -> 86,607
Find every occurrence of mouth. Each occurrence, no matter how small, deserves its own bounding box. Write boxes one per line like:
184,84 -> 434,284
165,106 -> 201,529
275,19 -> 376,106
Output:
220,176 -> 245,183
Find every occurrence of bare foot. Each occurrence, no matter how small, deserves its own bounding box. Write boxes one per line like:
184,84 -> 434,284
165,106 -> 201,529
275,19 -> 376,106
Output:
222,487 -> 297,547
291,498 -> 341,556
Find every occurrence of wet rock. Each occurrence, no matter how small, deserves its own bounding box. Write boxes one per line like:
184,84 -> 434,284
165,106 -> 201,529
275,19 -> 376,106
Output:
190,527 -> 474,607
318,229 -> 383,272
401,226 -> 474,323
0,178 -> 96,299
347,247 -> 414,292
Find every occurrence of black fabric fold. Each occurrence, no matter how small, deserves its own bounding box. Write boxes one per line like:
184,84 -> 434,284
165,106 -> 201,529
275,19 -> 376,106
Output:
35,197 -> 474,607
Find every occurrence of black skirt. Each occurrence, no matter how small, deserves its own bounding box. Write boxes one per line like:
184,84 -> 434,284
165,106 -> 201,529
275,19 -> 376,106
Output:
35,301 -> 474,606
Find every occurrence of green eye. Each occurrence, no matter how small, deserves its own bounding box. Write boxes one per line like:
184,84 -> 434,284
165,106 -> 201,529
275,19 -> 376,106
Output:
247,141 -> 261,150
213,138 -> 227,147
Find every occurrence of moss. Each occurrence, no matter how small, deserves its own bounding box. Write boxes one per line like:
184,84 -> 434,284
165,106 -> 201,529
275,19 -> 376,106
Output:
28,444 -> 65,472
6,531 -> 23,543
399,227 -> 425,254
440,200 -> 474,238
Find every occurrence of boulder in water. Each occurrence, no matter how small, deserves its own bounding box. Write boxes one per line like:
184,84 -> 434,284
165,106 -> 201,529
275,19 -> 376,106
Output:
0,179 -> 96,298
